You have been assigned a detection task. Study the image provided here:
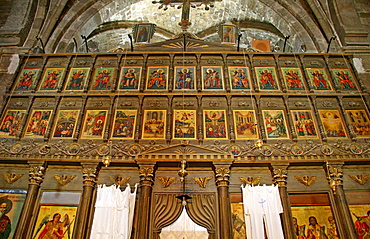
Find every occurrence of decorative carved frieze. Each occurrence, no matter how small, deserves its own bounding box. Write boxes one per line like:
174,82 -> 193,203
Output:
334,61 -> 345,66
294,101 -> 306,107
321,101 -> 333,107
310,61 -> 319,66
238,102 -> 249,107
54,174 -> 76,186
294,175 -> 317,186
193,176 -> 213,188
348,174 -> 369,185
150,100 -> 161,107
209,102 -> 220,107
177,59 -> 193,64
239,176 -> 262,185
3,173 -> 23,184
76,60 -> 87,65
232,60 -> 244,64
154,60 -> 163,64
267,102 -> 278,107
348,102 -> 361,107
156,176 -> 176,188
92,102 -> 104,107
109,176 -> 131,186
127,60 -> 138,65
64,101 -> 76,107
101,60 -> 112,65
207,59 -> 217,64
12,101 -> 24,107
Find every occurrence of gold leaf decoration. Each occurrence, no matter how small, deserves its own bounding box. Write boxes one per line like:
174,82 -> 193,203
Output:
109,176 -> 131,186
294,175 -> 317,186
3,173 -> 23,184
192,176 -> 213,188
54,174 -> 76,186
348,174 -> 369,185
157,176 -> 177,188
239,176 -> 262,185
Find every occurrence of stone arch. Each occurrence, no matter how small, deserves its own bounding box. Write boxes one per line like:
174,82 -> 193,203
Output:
42,0 -> 331,53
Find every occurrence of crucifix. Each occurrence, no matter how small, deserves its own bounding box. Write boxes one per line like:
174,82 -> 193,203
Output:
152,0 -> 218,32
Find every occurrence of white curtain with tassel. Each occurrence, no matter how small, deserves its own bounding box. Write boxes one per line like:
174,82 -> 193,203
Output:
90,184 -> 138,239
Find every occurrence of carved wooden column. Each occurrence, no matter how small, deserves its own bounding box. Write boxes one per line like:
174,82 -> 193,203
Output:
14,162 -> 47,239
325,162 -> 357,239
73,163 -> 100,239
213,160 -> 233,239
270,163 -> 295,239
135,160 -> 156,239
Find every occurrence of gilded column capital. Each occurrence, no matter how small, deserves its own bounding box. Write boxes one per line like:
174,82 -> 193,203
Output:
325,163 -> 343,192
139,165 -> 155,187
270,163 -> 289,186
81,163 -> 100,187
215,167 -> 230,186
28,162 -> 47,185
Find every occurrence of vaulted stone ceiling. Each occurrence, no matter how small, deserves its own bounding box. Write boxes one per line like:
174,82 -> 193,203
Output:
45,0 -> 333,53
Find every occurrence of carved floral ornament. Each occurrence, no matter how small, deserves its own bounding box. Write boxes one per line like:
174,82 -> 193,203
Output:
272,168 -> 288,185
3,173 -> 23,184
82,168 -> 98,183
54,174 -> 76,186
109,176 -> 131,186
139,167 -> 154,182
29,165 -> 46,184
294,175 -> 317,186
157,176 -> 176,188
192,176 -> 213,188
239,176 -> 262,185
348,174 -> 369,185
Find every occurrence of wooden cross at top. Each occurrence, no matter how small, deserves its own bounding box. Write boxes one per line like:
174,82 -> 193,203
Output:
153,0 -> 220,32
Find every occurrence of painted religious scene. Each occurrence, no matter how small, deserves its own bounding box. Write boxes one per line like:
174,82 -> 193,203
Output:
91,67 -> 115,90
221,25 -> 237,44
14,68 -> 40,91
39,68 -> 65,91
290,110 -> 319,139
202,66 -> 224,90
81,110 -> 108,139
32,192 -> 80,239
0,191 -> 27,239
231,203 -> 246,239
349,204 -> 370,238
318,110 -> 347,138
203,110 -> 228,139
111,110 -> 137,139
306,68 -> 333,91
24,110 -> 53,138
281,67 -> 306,90
346,109 -> 370,138
64,67 -> 90,91
142,110 -> 166,139
233,110 -> 258,139
173,110 -> 196,139
119,67 -> 141,90
262,110 -> 289,139
228,67 -> 251,90
331,68 -> 357,90
146,67 -> 168,90
0,110 -> 26,138
290,194 -> 339,239
174,67 -> 196,90
52,110 -> 80,138
255,67 -> 279,90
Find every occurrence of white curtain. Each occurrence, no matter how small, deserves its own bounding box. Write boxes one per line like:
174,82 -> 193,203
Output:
241,184 -> 284,239
90,184 -> 138,239
160,206 -> 208,239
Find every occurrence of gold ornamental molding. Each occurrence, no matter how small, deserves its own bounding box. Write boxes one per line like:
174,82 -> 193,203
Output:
109,176 -> 131,186
3,173 -> 23,184
192,176 -> 213,188
54,174 -> 76,186
294,175 -> 317,186
156,176 -> 177,188
239,176 -> 262,185
348,174 -> 369,185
